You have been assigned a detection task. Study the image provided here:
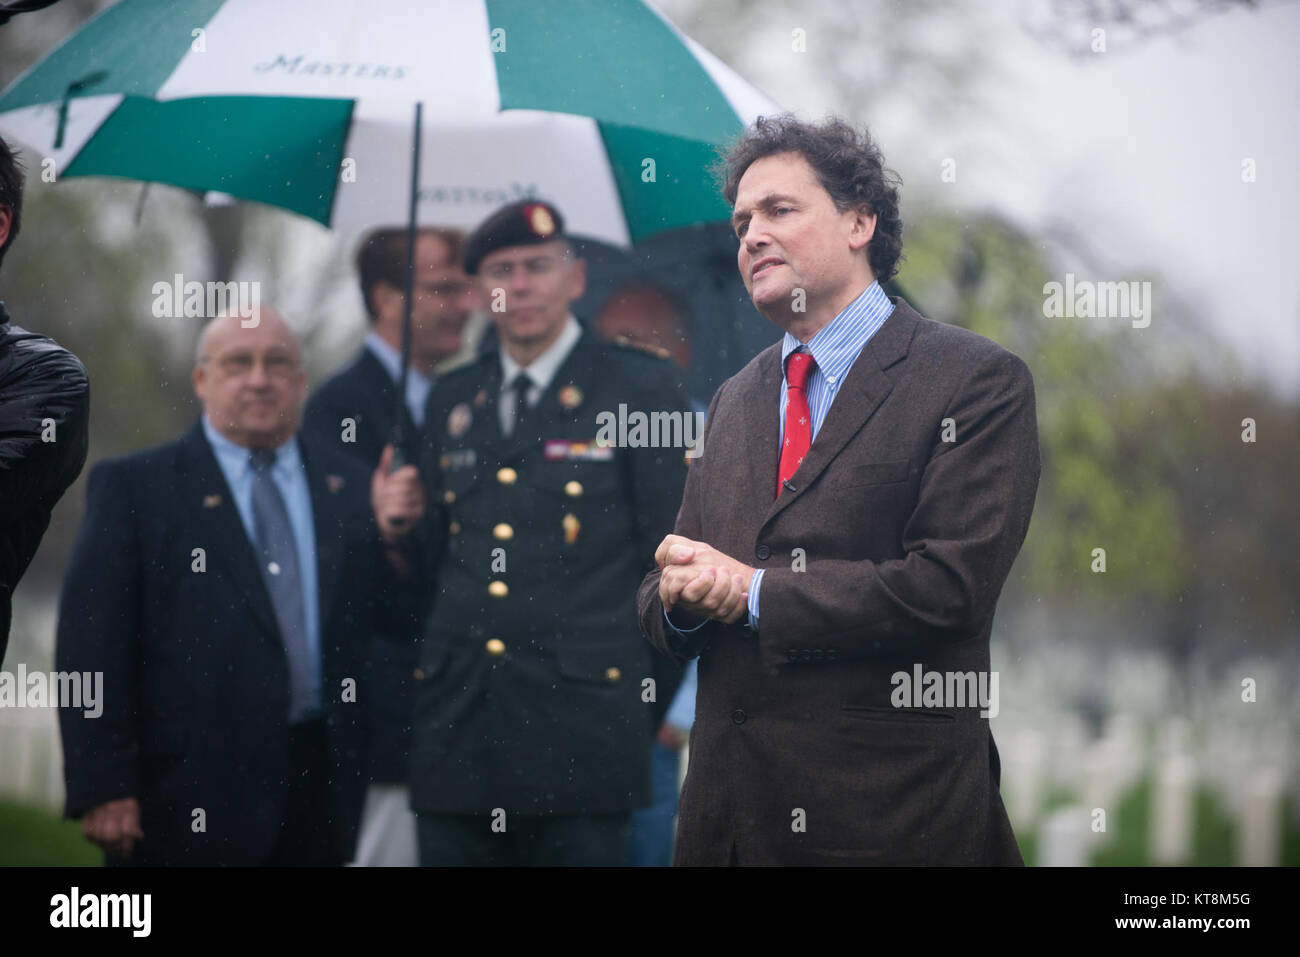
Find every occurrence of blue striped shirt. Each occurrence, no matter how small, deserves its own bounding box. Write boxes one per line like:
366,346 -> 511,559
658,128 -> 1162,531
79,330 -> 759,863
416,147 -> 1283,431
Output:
666,280 -> 893,640
748,281 -> 894,628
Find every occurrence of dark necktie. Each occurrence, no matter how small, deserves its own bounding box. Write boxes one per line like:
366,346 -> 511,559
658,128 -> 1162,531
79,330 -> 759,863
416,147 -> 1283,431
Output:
507,371 -> 533,438
249,448 -> 315,723
778,351 -> 816,496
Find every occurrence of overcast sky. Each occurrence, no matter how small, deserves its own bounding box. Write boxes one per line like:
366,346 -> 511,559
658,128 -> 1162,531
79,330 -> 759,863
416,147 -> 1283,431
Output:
662,0 -> 1299,398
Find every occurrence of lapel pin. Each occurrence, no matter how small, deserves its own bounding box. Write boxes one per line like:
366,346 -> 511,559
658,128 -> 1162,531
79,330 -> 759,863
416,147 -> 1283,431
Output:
203,494 -> 222,508
558,385 -> 583,409
447,402 -> 473,437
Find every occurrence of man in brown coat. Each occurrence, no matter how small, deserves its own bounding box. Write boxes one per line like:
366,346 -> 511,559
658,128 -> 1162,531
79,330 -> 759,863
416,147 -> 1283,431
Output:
636,115 -> 1040,865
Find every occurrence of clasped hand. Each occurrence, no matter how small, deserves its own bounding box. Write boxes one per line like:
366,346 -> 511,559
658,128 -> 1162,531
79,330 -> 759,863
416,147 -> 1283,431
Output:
655,534 -> 756,626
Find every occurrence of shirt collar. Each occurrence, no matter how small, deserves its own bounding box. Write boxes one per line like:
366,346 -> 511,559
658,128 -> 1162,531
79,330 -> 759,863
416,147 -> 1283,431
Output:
364,330 -> 433,391
780,280 -> 894,384
201,414 -> 302,481
500,314 -> 582,392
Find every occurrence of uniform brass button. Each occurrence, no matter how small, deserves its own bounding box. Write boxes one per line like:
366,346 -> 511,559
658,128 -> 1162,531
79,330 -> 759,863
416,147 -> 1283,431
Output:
497,467 -> 518,485
449,521 -> 462,535
564,480 -> 583,498
443,490 -> 456,504
605,667 -> 622,682
485,638 -> 505,656
488,580 -> 508,598
412,668 -> 425,680
493,523 -> 514,541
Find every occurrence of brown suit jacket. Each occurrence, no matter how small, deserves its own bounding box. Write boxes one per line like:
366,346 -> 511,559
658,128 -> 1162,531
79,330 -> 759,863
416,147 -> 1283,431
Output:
637,297 -> 1040,865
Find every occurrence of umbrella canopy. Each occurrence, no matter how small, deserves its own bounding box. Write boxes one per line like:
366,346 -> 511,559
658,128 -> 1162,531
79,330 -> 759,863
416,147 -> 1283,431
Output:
0,0 -> 779,243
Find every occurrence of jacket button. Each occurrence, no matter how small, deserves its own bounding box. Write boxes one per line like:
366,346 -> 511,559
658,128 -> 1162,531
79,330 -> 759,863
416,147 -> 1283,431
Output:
564,480 -> 583,498
488,581 -> 508,598
485,639 -> 506,656
605,667 -> 622,682
492,523 -> 514,541
449,520 -> 462,535
497,467 -> 518,485
731,709 -> 747,725
412,668 -> 425,680
755,544 -> 771,560
443,490 -> 456,504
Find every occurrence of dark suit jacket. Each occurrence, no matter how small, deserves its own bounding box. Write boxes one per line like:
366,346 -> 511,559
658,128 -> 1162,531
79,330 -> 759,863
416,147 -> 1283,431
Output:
303,345 -> 421,783
637,297 -> 1041,865
0,304 -> 89,661
303,345 -> 417,466
410,328 -> 687,814
56,421 -> 394,865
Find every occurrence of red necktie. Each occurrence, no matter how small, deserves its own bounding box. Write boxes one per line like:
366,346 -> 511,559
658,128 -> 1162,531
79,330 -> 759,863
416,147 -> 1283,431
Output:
778,351 -> 815,496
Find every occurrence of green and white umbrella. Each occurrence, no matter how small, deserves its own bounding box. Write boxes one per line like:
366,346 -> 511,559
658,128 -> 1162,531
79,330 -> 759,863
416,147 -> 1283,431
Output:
0,0 -> 779,245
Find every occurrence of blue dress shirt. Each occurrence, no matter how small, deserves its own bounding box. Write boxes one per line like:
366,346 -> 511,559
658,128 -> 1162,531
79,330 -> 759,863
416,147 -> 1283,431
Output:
665,281 -> 894,641
364,331 -> 434,428
202,416 -> 322,709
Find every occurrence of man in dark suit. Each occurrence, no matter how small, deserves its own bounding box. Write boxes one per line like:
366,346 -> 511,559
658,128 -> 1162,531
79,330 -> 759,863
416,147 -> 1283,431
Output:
302,226 -> 473,866
57,308 -> 402,866
375,200 -> 689,865
636,116 -> 1041,865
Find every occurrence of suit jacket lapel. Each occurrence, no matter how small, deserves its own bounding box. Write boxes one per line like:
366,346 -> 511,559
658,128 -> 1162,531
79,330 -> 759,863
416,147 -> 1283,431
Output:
298,437 -> 346,633
358,347 -> 418,450
178,422 -> 281,642
735,344 -> 783,512
761,298 -> 920,527
464,355 -> 505,463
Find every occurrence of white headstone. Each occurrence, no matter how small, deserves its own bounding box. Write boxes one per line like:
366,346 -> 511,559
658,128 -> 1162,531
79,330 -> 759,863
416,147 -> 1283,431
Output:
1237,766 -> 1283,867
1150,752 -> 1196,865
1039,805 -> 1089,867
1006,728 -> 1047,831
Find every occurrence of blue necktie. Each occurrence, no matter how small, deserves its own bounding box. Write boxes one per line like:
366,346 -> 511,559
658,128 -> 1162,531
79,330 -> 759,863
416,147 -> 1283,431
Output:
249,448 -> 316,723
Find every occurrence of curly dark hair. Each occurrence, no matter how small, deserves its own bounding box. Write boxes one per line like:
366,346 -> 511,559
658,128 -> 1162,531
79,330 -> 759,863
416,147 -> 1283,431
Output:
0,133 -> 24,271
717,115 -> 904,284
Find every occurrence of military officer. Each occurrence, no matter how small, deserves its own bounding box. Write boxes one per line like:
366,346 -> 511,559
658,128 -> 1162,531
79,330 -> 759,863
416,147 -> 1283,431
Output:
372,200 -> 690,866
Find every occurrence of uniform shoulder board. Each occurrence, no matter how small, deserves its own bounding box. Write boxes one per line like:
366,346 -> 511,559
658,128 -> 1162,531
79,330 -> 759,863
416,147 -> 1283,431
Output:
438,350 -> 492,384
612,335 -> 672,361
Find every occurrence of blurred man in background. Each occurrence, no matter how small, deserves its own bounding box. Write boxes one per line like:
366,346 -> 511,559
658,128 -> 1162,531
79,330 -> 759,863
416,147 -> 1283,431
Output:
303,226 -> 473,866
58,308 -> 404,866
0,132 -> 88,663
594,279 -> 695,373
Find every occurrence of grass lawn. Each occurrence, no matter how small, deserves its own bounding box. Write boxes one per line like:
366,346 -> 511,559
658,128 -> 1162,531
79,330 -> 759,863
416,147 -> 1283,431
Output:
0,800 -> 101,866
1017,777 -> 1300,866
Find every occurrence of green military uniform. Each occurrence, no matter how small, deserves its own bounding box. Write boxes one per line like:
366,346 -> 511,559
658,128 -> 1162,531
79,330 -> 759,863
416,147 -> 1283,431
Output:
408,325 -> 690,816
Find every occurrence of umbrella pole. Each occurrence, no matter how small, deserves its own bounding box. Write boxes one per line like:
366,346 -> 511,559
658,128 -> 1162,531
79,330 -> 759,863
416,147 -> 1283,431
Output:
391,100 -> 423,471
